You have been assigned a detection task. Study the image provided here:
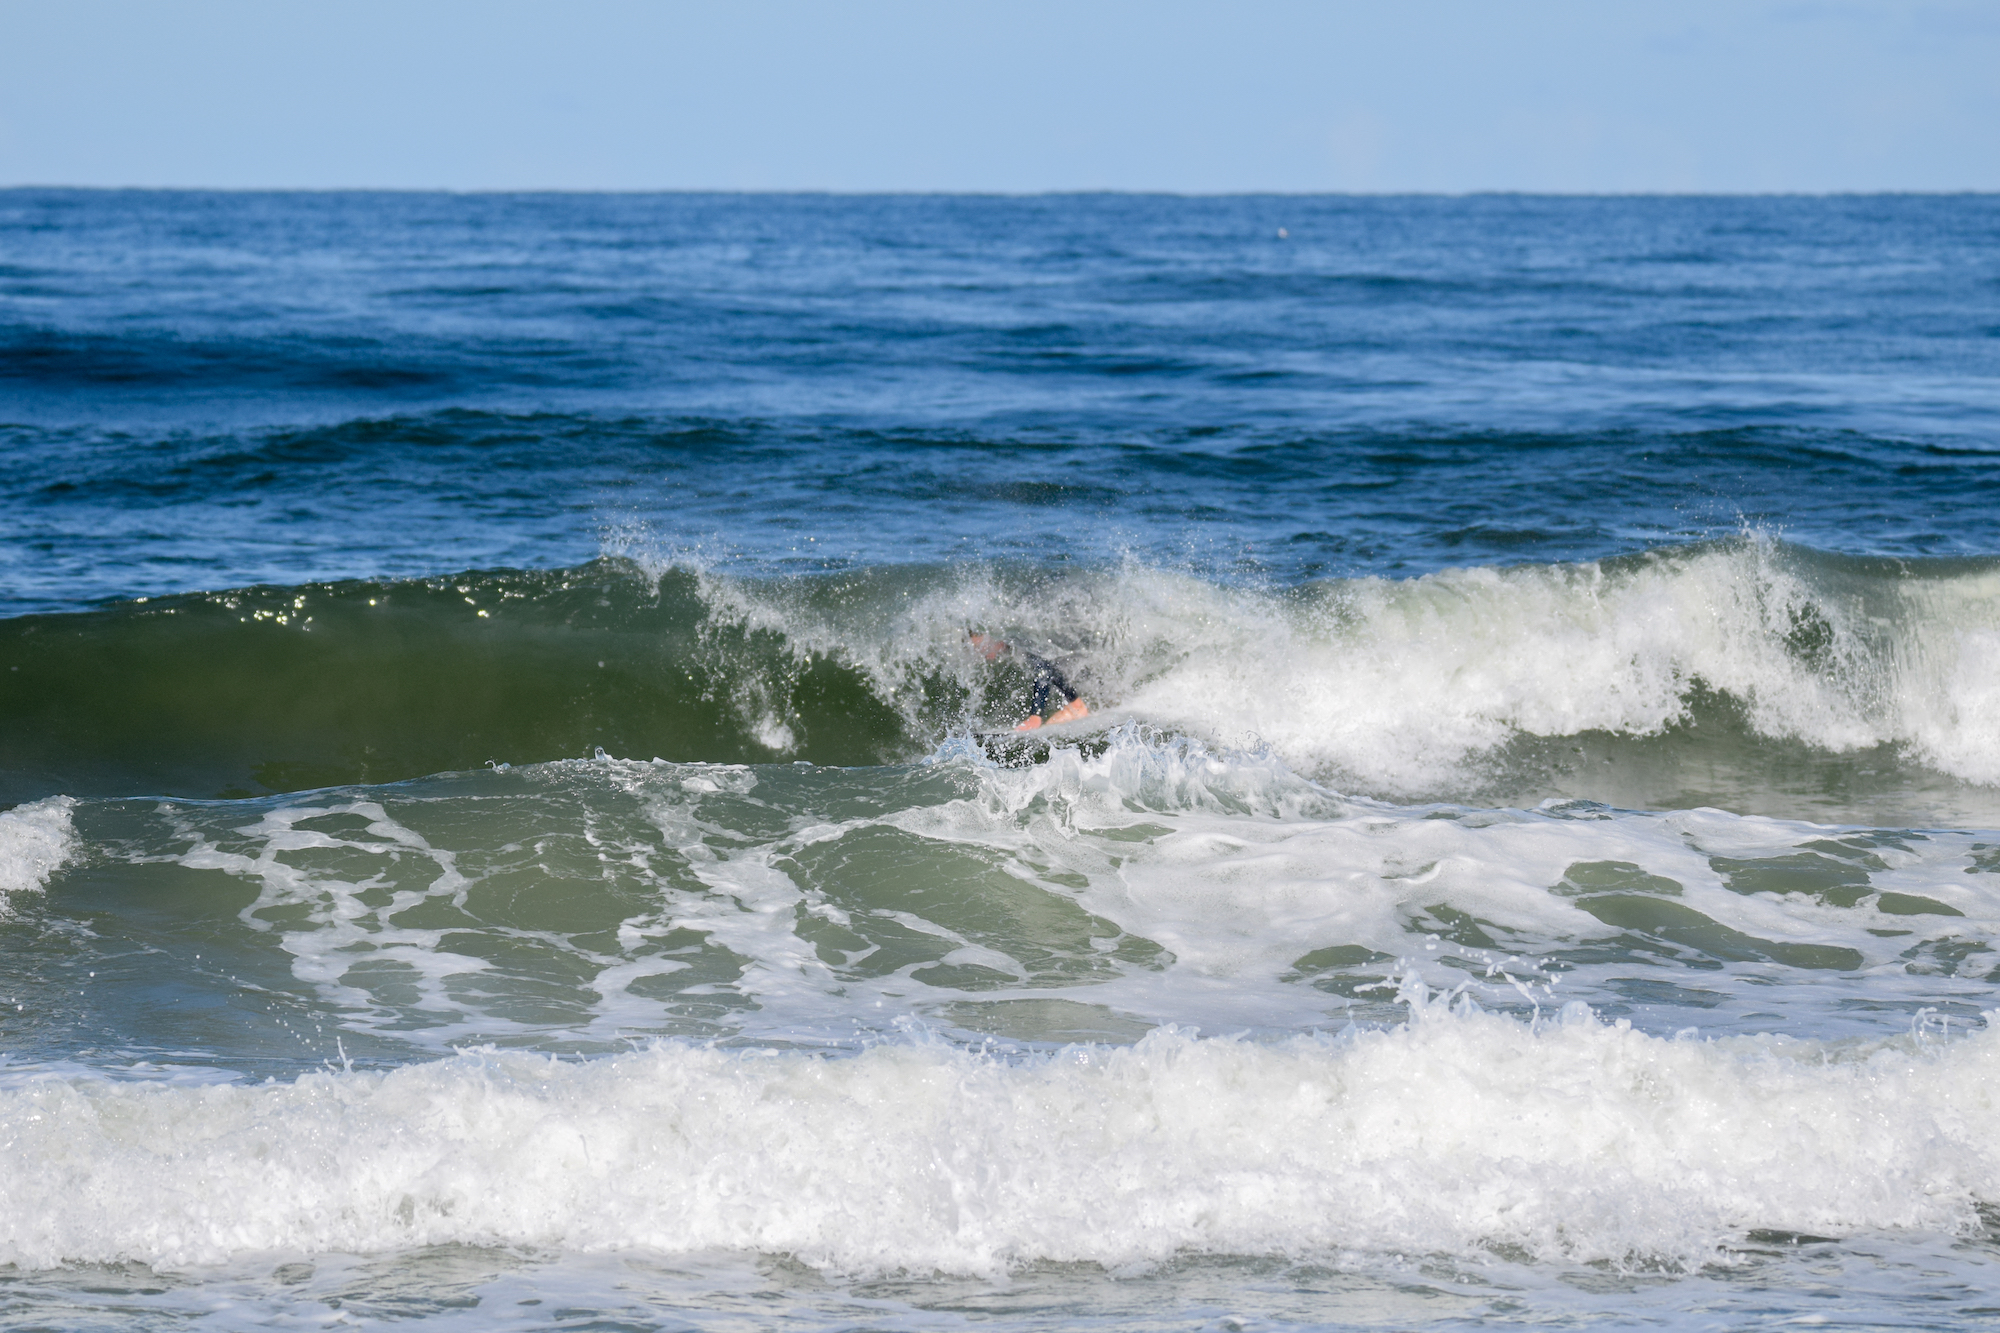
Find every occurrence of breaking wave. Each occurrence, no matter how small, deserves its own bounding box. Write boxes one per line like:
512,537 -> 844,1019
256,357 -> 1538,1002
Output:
4,1012 -> 1995,1275
4,537 -> 1998,817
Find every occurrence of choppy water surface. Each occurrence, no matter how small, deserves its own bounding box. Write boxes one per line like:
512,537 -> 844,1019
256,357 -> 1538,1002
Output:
4,190 -> 2000,1330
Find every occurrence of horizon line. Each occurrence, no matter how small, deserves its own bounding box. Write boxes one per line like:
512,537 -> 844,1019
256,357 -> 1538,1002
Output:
5,185 -> 1997,200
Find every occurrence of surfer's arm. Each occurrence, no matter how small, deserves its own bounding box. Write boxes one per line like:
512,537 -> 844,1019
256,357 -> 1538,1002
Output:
1045,696 -> 1089,725
1016,651 -> 1087,728
1011,696 -> 1088,730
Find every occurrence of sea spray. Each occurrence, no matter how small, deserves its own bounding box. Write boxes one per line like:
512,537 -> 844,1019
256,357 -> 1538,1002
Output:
0,796 -> 75,913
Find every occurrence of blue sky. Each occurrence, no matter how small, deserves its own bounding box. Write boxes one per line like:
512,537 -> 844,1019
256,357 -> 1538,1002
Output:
2,0 -> 1995,192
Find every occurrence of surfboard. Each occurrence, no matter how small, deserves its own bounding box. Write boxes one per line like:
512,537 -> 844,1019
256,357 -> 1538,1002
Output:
973,706 -> 1137,742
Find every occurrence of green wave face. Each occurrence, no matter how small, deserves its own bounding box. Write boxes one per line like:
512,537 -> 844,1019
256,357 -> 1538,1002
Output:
0,562 -> 923,802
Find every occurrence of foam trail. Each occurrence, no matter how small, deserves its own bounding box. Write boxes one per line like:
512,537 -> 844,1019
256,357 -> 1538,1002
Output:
0,796 -> 75,913
4,1012 -> 1997,1275
60,738 -> 1997,1058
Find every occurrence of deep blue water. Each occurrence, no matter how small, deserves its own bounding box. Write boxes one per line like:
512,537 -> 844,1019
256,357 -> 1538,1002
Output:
4,191 -> 2000,1331
5,191 -> 1998,617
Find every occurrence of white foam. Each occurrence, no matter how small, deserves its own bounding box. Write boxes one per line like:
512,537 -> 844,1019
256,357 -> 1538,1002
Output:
4,1012 -> 1996,1274
897,733 -> 2000,1032
1109,541 -> 2000,794
157,799 -> 506,1047
752,713 -> 799,754
0,796 -> 76,913
125,739 -> 2000,1052
658,538 -> 2000,795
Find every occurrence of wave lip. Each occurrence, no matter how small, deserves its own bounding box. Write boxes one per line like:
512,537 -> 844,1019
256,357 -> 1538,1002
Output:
3,1013 -> 1996,1275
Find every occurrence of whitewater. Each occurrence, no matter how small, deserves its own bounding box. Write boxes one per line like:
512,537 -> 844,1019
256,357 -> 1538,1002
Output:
4,189 -> 2000,1330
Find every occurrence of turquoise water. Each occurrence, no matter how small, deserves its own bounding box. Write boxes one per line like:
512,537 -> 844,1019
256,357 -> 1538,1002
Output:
4,190 -> 2000,1329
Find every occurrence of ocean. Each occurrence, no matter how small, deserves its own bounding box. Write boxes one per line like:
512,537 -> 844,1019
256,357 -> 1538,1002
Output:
3,189 -> 1999,1329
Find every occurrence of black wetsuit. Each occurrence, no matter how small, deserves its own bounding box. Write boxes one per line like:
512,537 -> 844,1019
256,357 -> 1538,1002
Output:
1021,651 -> 1078,716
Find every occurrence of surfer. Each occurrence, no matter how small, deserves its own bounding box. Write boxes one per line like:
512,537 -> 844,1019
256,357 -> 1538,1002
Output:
967,632 -> 1090,730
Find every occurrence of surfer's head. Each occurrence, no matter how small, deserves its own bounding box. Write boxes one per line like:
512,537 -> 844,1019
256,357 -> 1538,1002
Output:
966,631 -> 1009,662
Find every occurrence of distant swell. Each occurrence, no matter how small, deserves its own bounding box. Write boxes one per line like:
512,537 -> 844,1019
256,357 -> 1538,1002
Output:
0,326 -> 470,393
